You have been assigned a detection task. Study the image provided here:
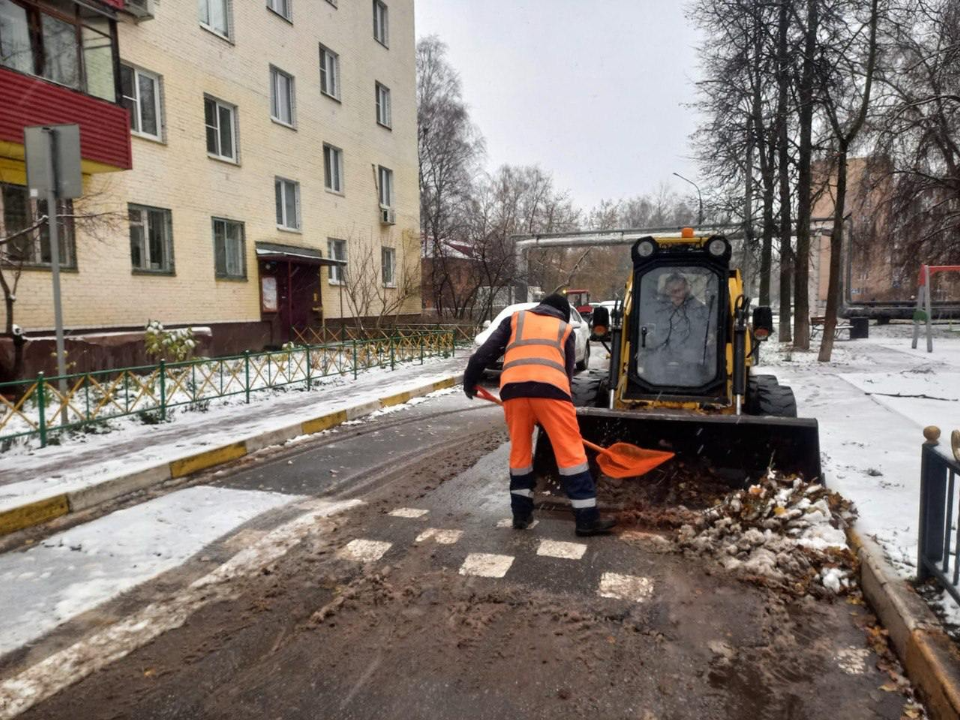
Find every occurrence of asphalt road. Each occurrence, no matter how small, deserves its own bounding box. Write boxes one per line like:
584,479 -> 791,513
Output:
0,379 -> 915,720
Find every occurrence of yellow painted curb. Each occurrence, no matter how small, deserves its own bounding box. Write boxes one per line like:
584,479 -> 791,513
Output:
170,442 -> 247,479
0,495 -> 69,536
432,378 -> 456,391
302,410 -> 348,435
381,391 -> 411,408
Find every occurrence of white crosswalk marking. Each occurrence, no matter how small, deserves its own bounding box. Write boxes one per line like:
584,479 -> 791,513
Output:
338,539 -> 392,563
598,572 -> 654,602
415,528 -> 463,545
496,518 -> 539,529
389,508 -> 429,519
459,553 -> 514,578
537,540 -> 587,560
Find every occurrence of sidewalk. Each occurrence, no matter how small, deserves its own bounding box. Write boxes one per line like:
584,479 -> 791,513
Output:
0,356 -> 467,518
762,326 -> 960,578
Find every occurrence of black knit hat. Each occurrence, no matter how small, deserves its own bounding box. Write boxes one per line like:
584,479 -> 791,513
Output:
539,293 -> 571,323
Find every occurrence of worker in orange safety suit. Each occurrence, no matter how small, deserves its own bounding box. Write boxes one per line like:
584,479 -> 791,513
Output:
463,293 -> 616,536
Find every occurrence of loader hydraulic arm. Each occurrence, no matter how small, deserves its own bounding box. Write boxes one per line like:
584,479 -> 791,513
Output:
733,295 -> 749,415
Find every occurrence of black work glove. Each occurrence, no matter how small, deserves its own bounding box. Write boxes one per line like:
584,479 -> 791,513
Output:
464,384 -> 477,400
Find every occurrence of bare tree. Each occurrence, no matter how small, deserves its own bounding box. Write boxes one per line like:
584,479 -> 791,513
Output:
340,230 -> 422,332
417,35 -> 485,318
817,0 -> 882,362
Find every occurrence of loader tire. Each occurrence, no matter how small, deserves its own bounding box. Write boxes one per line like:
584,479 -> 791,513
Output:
570,370 -> 605,408
746,375 -> 798,418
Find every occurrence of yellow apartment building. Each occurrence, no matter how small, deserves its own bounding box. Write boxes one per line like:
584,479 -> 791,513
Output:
1,0 -> 420,375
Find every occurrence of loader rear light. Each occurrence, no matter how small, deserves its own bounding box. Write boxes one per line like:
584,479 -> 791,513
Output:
594,325 -> 608,336
754,328 -> 770,339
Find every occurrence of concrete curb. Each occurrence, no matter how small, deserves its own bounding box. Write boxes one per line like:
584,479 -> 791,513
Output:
0,374 -> 463,538
847,528 -> 960,720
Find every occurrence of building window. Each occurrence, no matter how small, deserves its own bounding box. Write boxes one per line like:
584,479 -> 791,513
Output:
267,0 -> 291,21
373,0 -> 388,46
120,65 -> 162,140
328,238 -> 345,284
382,246 -> 395,287
275,177 -> 300,230
375,82 -> 391,128
129,204 -> 174,273
213,218 -> 245,279
199,0 -> 231,38
323,144 -> 344,193
0,183 -> 75,268
205,96 -> 237,161
0,0 -> 118,102
270,66 -> 295,126
319,44 -> 339,100
378,166 -> 393,208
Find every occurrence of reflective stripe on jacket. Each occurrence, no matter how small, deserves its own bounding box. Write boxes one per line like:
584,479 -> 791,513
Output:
500,310 -> 573,396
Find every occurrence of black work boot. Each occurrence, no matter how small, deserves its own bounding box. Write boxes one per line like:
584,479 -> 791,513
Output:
512,514 -> 534,530
575,515 -> 617,537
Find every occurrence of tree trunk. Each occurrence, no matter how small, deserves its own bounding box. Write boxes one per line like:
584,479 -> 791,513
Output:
776,0 -> 793,343
794,0 -> 818,351
743,118 -> 756,297
818,148 -> 847,362
759,146 -> 776,307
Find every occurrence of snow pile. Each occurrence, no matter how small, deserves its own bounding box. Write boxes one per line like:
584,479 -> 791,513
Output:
678,470 -> 859,597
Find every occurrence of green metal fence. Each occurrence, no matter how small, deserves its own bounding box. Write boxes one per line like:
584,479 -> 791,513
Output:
0,330 -> 455,449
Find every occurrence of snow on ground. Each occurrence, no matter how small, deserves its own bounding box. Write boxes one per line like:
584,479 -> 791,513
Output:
0,485 -> 299,655
0,356 -> 466,512
762,323 -> 960,583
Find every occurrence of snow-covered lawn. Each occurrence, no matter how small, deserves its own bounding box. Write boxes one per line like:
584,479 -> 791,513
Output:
763,323 -> 960,586
0,356 -> 466,512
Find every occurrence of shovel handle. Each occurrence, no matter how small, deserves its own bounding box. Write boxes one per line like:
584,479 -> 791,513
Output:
476,387 -> 610,458
475,386 -> 502,405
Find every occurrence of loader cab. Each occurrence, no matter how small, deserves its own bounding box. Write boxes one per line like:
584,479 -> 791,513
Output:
625,231 -> 732,405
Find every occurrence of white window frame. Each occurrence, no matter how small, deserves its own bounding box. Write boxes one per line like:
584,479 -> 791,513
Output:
381,246 -> 396,287
267,0 -> 292,21
213,217 -> 246,279
121,64 -> 162,141
129,204 -> 174,274
328,238 -> 346,284
204,96 -> 238,162
375,82 -> 392,128
319,44 -> 340,101
323,144 -> 344,194
275,177 -> 301,231
373,0 -> 388,47
270,66 -> 296,127
378,165 -> 393,208
199,0 -> 232,39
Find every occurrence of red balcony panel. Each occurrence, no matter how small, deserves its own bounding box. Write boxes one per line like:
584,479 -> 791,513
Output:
101,0 -> 125,8
0,67 -> 132,171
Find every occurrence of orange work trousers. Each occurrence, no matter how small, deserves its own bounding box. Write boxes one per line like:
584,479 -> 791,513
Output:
502,397 -> 597,518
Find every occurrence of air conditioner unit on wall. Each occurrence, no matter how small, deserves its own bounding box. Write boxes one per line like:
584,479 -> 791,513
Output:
124,0 -> 155,20
380,206 -> 396,225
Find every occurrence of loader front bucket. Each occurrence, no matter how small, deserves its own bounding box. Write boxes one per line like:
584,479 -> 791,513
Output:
534,407 -> 822,486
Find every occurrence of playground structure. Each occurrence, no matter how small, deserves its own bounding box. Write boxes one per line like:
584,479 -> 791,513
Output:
912,264 -> 960,352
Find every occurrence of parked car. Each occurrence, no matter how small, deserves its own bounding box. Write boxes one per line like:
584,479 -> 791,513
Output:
474,302 -> 592,372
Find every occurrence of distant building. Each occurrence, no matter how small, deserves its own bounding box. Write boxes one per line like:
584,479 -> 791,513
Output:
1,0 -> 420,378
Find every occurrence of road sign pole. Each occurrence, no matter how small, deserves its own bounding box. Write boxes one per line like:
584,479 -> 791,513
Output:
45,129 -> 68,424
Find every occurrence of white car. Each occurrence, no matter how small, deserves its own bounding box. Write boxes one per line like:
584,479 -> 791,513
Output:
474,302 -> 592,372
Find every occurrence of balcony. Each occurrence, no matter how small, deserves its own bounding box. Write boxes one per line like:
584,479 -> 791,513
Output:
0,0 -> 131,172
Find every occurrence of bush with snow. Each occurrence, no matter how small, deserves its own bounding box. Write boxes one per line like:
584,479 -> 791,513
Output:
144,321 -> 197,363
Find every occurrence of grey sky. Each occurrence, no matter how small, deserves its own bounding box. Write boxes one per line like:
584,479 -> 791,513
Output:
414,0 -> 705,213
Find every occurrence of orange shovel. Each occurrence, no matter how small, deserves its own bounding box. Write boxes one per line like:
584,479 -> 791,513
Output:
475,387 -> 674,479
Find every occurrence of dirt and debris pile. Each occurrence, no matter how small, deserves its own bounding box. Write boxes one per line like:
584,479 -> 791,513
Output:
677,470 -> 859,598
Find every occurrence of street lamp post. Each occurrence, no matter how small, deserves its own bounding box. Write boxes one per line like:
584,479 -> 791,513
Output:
672,172 -> 704,227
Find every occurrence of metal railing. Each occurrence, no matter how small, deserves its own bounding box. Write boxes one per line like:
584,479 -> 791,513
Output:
917,426 -> 960,604
291,323 -> 478,346
0,330 -> 455,450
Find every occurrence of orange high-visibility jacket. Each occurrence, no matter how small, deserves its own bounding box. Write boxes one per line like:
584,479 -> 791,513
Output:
500,310 -> 573,396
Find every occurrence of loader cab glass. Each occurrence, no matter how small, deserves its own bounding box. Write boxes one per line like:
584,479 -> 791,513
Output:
634,266 -> 721,389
